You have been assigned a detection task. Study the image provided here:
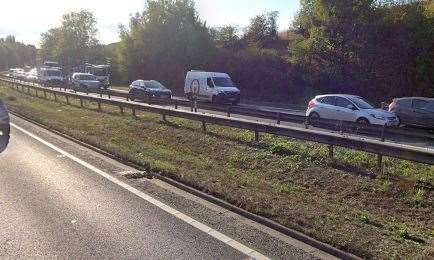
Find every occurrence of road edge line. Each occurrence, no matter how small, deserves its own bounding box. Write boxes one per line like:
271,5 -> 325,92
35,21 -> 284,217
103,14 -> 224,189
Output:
9,110 -> 361,260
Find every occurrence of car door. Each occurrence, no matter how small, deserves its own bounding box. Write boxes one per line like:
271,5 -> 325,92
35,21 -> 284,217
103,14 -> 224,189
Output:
395,98 -> 414,125
334,97 -> 357,122
316,96 -> 337,120
413,99 -> 431,127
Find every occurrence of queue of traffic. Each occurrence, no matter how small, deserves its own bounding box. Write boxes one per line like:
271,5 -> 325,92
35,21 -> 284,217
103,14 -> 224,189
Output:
5,64 -> 433,129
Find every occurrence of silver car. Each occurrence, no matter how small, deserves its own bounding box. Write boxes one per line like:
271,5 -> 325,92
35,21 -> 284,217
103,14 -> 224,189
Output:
306,94 -> 399,126
389,97 -> 434,129
71,73 -> 101,92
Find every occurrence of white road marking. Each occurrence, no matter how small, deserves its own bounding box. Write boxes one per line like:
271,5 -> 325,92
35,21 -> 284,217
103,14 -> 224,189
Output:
11,123 -> 270,260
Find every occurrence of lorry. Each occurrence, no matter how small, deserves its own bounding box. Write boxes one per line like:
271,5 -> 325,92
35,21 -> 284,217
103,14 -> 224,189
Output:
184,71 -> 241,105
38,67 -> 65,87
85,64 -> 110,89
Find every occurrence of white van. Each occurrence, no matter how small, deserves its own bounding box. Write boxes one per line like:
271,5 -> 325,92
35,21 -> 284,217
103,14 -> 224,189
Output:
184,71 -> 241,105
38,67 -> 65,87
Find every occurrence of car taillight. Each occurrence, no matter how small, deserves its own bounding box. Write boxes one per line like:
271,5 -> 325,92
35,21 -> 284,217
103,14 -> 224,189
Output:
389,100 -> 397,112
308,99 -> 316,109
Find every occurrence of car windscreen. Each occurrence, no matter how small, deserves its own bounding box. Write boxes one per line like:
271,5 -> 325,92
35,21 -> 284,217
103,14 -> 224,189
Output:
212,77 -> 235,88
349,97 -> 374,109
145,81 -> 166,90
77,75 -> 96,81
47,70 -> 61,77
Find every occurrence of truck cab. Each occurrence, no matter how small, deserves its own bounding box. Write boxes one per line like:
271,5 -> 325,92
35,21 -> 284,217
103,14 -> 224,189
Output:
38,67 -> 64,87
184,71 -> 240,105
85,64 -> 110,89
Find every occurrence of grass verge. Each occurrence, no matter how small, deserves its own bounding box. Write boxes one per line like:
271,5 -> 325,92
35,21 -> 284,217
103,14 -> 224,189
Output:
1,85 -> 433,259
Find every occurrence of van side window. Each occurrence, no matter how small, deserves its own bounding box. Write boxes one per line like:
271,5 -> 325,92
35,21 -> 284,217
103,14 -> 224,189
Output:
207,78 -> 214,88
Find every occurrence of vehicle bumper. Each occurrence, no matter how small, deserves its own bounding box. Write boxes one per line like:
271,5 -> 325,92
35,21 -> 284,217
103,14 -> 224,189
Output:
216,93 -> 241,104
369,117 -> 400,127
0,117 -> 10,135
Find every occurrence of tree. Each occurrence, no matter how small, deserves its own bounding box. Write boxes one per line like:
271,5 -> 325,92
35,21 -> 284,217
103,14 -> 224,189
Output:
40,10 -> 99,70
289,0 -> 433,100
212,25 -> 240,49
0,36 -> 36,70
245,11 -> 279,47
116,0 -> 216,91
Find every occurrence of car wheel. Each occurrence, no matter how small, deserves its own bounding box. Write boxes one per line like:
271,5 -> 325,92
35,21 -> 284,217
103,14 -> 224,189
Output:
357,118 -> 370,125
308,112 -> 320,124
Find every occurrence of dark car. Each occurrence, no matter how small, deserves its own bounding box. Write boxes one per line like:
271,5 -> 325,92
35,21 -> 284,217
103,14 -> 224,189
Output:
129,80 -> 172,101
389,97 -> 434,129
0,100 -> 10,136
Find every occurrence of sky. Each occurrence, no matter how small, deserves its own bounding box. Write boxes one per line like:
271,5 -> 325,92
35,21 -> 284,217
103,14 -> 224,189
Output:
0,0 -> 301,47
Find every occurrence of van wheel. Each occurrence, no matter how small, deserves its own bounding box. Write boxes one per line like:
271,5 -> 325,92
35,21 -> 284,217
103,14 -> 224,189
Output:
357,118 -> 370,125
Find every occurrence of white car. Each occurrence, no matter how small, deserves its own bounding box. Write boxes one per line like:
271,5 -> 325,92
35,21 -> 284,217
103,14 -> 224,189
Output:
306,94 -> 399,126
71,73 -> 101,91
184,71 -> 241,105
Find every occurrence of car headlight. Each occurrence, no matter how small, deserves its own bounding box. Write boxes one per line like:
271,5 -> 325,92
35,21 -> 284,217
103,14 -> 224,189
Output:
370,114 -> 386,120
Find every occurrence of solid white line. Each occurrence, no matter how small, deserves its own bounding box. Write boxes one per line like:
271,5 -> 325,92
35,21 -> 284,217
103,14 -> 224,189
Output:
11,122 -> 270,260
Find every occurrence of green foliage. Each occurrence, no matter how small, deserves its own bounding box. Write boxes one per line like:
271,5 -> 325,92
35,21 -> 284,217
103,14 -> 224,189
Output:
117,0 -> 216,86
40,10 -> 100,69
290,0 -> 434,102
0,36 -> 36,70
245,11 -> 279,48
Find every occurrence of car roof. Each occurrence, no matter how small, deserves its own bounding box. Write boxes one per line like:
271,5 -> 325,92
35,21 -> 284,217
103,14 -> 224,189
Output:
73,73 -> 93,76
316,94 -> 361,99
187,71 -> 230,77
396,97 -> 434,101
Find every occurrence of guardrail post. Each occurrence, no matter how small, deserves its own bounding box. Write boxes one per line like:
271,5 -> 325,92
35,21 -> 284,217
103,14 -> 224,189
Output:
132,107 -> 136,117
27,86 -> 30,94
66,95 -> 70,105
175,100 -> 178,110
43,90 -> 47,99
340,121 -> 344,134
377,154 -> 383,174
100,90 -> 103,98
54,93 -> 58,102
227,107 -> 231,117
194,99 -> 198,113
254,130 -> 259,142
108,92 -> 111,99
80,98 -> 84,107
328,145 -> 334,159
98,101 -> 101,111
162,114 -> 167,121
277,113 -> 281,125
381,124 -> 386,142
35,89 -> 38,97
202,121 -> 207,133
120,106 -> 124,115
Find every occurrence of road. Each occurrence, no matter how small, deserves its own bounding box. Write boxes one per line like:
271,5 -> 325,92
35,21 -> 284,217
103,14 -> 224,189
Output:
0,115 -> 337,259
8,79 -> 433,149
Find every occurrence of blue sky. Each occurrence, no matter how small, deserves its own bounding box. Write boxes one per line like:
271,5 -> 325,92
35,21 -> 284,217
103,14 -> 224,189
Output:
0,0 -> 300,46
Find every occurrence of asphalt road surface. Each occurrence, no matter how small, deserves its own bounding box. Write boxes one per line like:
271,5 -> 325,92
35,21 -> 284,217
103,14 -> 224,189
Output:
0,115 -> 338,259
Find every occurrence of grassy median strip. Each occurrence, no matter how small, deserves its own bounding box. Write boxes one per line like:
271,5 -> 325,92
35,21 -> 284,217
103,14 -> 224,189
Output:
1,85 -> 433,259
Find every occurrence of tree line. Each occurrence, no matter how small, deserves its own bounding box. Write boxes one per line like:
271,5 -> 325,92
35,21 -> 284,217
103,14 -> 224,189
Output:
0,36 -> 36,71
33,0 -> 434,103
